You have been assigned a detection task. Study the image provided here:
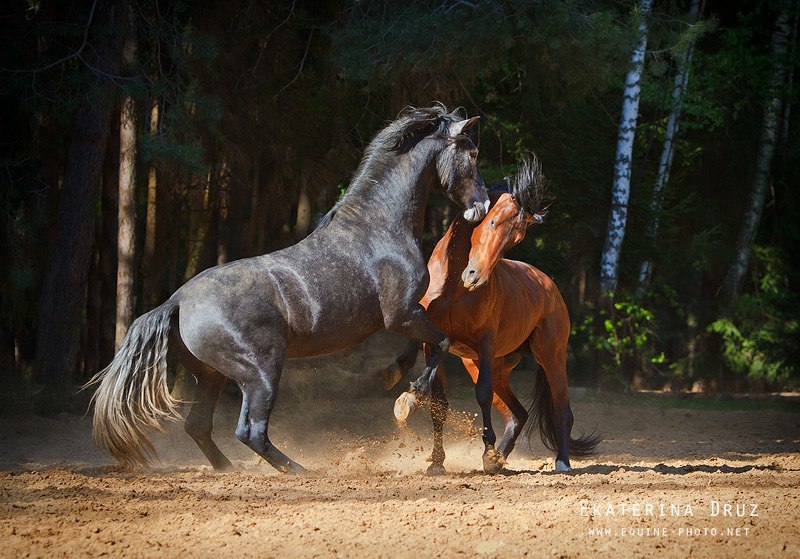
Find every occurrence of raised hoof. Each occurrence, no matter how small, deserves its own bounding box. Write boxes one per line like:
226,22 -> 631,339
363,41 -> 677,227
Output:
393,391 -> 418,423
381,364 -> 403,390
426,463 -> 446,476
482,447 -> 506,475
554,459 -> 571,473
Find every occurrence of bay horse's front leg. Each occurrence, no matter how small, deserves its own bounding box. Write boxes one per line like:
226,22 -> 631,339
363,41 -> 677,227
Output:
466,351 -> 504,475
427,361 -> 448,475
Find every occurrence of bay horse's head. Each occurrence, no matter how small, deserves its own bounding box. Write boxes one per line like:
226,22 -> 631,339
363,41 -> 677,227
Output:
462,155 -> 547,291
393,105 -> 489,222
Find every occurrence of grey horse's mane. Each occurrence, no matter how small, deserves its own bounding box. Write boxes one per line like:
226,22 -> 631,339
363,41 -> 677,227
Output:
316,103 -> 469,229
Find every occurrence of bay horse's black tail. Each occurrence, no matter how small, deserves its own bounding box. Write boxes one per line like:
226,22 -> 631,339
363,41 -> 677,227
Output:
525,366 -> 601,457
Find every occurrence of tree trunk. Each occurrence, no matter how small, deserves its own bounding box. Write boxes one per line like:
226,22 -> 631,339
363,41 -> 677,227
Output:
637,0 -> 702,294
294,169 -> 312,241
599,0 -> 653,296
217,160 -> 230,265
34,1 -> 121,386
720,6 -> 792,304
143,98 -> 161,310
183,168 -> 216,281
84,130 -> 118,378
115,0 -> 138,350
100,141 -> 120,368
782,6 -> 799,143
246,152 -> 263,256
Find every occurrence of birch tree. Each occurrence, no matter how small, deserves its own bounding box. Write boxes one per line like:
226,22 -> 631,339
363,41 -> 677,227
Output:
720,5 -> 793,304
599,0 -> 653,296
638,0 -> 703,293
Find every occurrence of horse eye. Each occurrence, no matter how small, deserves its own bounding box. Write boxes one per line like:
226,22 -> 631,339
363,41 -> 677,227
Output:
490,219 -> 495,229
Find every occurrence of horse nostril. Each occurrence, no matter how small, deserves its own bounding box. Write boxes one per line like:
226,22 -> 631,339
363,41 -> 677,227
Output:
462,264 -> 480,287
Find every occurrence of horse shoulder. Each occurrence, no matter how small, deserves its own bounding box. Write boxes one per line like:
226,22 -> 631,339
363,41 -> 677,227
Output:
512,261 -> 568,319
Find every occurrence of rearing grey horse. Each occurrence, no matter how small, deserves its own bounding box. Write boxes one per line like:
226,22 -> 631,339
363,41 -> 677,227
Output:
90,105 -> 490,473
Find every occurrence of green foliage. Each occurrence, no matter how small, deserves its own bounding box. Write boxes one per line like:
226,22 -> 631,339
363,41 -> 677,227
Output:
575,298 -> 663,387
709,247 -> 800,386
1,0 -> 799,396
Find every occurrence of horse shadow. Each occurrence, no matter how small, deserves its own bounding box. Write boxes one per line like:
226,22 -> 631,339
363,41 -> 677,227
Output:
498,462 -> 788,476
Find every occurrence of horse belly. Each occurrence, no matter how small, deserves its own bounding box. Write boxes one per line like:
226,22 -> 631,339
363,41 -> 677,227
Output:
284,309 -> 383,357
290,276 -> 388,357
428,285 -> 537,361
448,340 -> 480,361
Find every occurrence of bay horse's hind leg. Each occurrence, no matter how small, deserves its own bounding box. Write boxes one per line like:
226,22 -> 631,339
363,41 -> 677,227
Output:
530,318 -> 574,472
234,347 -> 305,474
491,354 -> 529,460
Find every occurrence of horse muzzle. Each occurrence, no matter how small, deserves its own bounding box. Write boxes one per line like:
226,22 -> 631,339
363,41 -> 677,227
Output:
463,199 -> 490,223
461,265 -> 487,291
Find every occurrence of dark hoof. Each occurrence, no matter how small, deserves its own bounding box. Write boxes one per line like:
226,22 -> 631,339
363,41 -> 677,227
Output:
426,463 -> 446,476
280,460 -> 307,474
212,461 -> 236,473
482,447 -> 506,475
381,364 -> 403,390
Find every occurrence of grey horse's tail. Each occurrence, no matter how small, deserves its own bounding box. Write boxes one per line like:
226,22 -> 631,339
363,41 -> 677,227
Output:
86,300 -> 182,468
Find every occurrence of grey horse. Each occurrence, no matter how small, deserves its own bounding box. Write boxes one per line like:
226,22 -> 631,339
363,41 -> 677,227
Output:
89,104 -> 490,473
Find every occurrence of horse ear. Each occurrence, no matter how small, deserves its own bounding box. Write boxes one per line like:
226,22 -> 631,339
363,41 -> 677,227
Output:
527,212 -> 545,226
450,116 -> 480,137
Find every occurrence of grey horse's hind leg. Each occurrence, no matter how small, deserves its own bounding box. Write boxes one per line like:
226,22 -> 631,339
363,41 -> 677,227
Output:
184,367 -> 233,472
171,325 -> 234,471
233,349 -> 305,474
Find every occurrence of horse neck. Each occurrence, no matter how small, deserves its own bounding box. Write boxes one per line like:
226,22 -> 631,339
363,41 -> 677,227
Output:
433,217 -> 473,299
338,143 -> 439,240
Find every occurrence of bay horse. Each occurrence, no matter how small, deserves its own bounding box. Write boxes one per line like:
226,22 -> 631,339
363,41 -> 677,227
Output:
387,156 -> 599,474
89,104 -> 490,473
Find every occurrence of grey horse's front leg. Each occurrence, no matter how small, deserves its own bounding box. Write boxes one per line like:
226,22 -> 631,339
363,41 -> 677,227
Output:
381,339 -> 420,390
385,305 -> 449,422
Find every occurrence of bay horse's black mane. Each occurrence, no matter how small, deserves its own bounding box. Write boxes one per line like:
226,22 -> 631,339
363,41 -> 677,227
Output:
487,154 -> 547,219
317,103 -> 471,230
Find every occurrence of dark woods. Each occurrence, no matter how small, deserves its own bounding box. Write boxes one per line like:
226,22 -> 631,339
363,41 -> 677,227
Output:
1,0 -> 798,409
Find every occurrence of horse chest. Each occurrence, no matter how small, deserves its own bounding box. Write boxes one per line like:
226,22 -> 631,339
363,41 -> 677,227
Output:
427,297 -> 487,350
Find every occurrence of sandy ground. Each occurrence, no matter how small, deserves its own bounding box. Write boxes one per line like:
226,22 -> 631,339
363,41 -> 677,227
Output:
1,368 -> 799,558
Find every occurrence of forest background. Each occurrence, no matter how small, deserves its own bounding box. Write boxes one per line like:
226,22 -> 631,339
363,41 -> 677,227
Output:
1,0 -> 798,413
